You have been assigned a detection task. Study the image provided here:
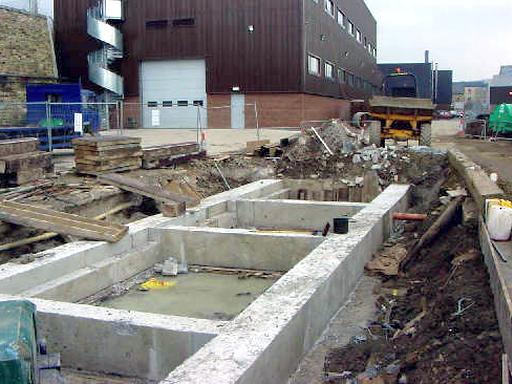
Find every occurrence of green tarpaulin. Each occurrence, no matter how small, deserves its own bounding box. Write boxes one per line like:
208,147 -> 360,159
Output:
490,104 -> 512,134
0,301 -> 38,384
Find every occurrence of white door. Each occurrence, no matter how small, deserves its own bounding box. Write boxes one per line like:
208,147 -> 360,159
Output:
231,94 -> 245,129
141,60 -> 207,128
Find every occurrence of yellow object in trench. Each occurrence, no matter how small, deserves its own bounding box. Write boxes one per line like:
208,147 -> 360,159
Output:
140,278 -> 176,290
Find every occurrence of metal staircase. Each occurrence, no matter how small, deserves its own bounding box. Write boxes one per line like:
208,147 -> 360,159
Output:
87,0 -> 124,97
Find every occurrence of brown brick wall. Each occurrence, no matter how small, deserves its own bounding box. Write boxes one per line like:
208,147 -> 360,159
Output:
207,93 -> 350,128
0,7 -> 56,78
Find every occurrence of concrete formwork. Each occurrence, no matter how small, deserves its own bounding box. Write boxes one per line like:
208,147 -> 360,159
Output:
0,180 -> 410,382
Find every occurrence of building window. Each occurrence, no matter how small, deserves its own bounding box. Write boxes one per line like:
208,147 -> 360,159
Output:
177,100 -> 189,106
146,19 -> 168,29
337,9 -> 345,28
368,43 -> 372,54
340,69 -> 347,83
348,21 -> 354,36
173,18 -> 195,27
356,29 -> 362,43
348,73 -> 354,87
324,0 -> 335,17
325,62 -> 335,79
193,100 -> 204,107
147,101 -> 158,108
373,47 -> 377,58
308,54 -> 321,76
364,37 -> 367,47
162,101 -> 173,107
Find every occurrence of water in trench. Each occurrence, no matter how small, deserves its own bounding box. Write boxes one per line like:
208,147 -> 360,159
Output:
100,272 -> 275,321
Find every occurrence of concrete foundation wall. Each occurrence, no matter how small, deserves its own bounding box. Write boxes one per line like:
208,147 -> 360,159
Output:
153,226 -> 324,272
0,180 -> 411,383
18,298 -> 224,381
161,184 -> 410,384
235,199 -> 366,230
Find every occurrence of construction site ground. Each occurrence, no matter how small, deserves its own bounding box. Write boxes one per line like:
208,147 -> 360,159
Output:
0,120 -> 507,383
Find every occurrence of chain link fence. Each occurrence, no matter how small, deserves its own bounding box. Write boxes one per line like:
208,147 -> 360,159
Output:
0,101 -> 120,151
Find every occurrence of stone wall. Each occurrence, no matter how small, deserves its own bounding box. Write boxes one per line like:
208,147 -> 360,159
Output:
0,6 -> 57,125
0,7 -> 56,78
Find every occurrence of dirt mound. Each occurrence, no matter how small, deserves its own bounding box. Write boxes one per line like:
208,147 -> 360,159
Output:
324,223 -> 503,384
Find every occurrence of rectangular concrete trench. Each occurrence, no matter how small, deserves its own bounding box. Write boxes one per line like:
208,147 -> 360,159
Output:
0,180 -> 409,382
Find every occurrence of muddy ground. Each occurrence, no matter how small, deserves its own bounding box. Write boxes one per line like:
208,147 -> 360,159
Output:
324,206 -> 503,383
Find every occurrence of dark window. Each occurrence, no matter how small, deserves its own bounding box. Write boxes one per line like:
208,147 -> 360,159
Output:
163,101 -> 173,107
173,18 -> 195,27
147,101 -> 158,107
177,100 -> 189,107
146,19 -> 168,29
193,100 -> 204,106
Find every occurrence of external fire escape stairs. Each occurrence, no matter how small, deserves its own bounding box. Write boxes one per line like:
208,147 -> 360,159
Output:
87,0 -> 124,97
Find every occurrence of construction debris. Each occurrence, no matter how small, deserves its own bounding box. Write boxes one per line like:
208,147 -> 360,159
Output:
400,196 -> 465,272
72,136 -> 143,175
0,138 -> 53,187
98,172 -> 199,217
0,200 -> 128,242
142,142 -> 205,169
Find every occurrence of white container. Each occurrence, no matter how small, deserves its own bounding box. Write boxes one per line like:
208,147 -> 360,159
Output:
488,205 -> 512,241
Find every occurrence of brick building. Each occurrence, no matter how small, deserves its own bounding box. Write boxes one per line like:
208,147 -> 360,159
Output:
54,0 -> 381,129
0,5 -> 57,110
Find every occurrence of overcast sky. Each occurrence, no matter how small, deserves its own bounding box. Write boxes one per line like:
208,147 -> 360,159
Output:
365,0 -> 512,81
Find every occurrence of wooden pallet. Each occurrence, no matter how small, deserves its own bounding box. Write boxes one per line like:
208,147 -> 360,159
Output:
0,200 -> 128,242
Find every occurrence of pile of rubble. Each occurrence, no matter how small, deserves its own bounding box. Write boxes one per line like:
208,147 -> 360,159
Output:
278,137 -> 448,199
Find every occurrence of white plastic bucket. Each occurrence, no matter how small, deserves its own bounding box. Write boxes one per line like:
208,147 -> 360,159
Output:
488,205 -> 512,241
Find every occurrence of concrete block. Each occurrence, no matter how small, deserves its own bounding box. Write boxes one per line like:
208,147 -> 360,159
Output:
448,149 -> 504,210
23,298 -> 224,381
156,226 -> 324,272
235,199 -> 366,231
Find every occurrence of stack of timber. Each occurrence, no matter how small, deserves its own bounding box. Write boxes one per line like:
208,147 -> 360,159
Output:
0,138 -> 53,187
73,136 -> 142,175
142,142 -> 205,169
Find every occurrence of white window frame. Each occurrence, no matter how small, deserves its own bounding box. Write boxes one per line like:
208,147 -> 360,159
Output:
308,54 -> 321,76
337,9 -> 345,28
356,29 -> 362,43
348,20 -> 354,36
324,0 -> 335,18
325,62 -> 335,80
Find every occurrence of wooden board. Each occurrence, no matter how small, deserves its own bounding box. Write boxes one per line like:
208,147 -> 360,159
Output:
98,173 -> 198,205
72,136 -> 142,148
0,152 -> 53,174
75,158 -> 142,173
0,138 -> 39,157
246,140 -> 270,152
142,142 -> 200,161
0,200 -> 128,242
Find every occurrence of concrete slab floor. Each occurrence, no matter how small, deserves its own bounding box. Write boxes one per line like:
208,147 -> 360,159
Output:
104,128 -> 299,154
100,272 -> 277,321
288,275 -> 380,384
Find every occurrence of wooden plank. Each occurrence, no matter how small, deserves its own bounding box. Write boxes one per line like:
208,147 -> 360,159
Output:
73,143 -> 142,153
0,138 -> 39,157
98,173 -> 198,205
0,152 -> 53,173
74,152 -> 144,163
72,136 -> 142,148
75,157 -> 142,168
142,142 -> 200,161
142,151 -> 205,170
246,140 -> 270,152
0,200 -> 128,242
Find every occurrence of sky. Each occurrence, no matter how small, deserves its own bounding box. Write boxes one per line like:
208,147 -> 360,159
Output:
364,0 -> 512,82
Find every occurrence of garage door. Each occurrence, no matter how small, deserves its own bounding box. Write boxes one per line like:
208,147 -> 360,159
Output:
141,60 -> 207,129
